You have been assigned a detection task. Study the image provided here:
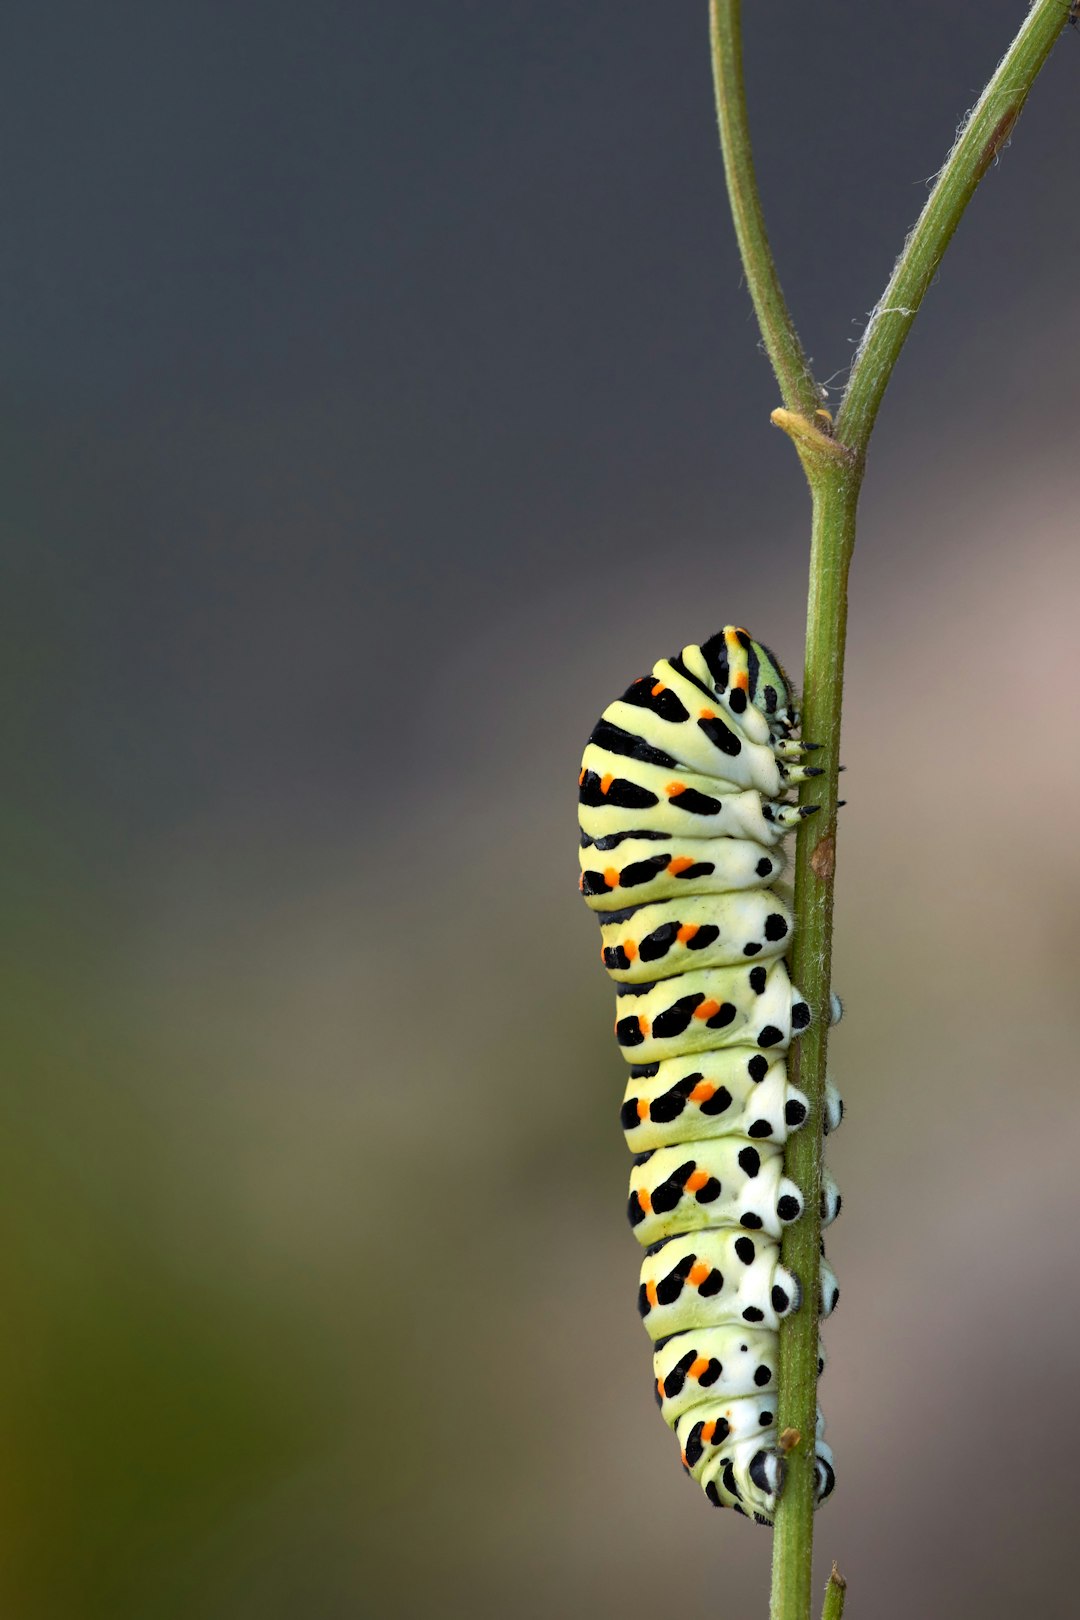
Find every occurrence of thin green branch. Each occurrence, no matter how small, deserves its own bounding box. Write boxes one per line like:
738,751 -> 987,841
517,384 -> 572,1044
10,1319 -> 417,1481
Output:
821,1565 -> 847,1620
837,0 -> 1067,451
709,0 -> 820,418
707,4 -> 1069,1620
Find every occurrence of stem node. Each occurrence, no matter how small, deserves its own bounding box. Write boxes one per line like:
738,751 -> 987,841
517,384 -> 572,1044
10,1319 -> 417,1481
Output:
770,408 -> 851,471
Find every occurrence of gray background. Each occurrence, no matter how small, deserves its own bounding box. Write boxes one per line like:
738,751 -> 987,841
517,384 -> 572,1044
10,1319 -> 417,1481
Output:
5,4 -> 1079,1616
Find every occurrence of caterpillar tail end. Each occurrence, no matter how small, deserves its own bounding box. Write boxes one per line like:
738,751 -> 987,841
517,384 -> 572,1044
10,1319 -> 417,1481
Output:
697,1435 -> 837,1521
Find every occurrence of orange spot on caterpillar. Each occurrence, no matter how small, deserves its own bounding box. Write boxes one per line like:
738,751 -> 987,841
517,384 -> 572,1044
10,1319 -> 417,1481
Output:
676,924 -> 698,943
578,768 -> 585,785
734,671 -> 749,691
698,707 -> 717,720
638,1015 -> 650,1038
636,1098 -> 649,1121
694,999 -> 721,1021
577,874 -> 584,891
688,1262 -> 710,1287
603,867 -> 619,889
689,1357 -> 710,1381
702,1420 -> 717,1445
637,1188 -> 652,1214
646,1280 -> 659,1308
680,1449 -> 689,1469
667,857 -> 693,876
600,773 -> 614,795
657,1379 -> 666,1400
689,1080 -> 715,1103
623,940 -> 638,960
651,682 -> 666,696
664,781 -> 686,797
685,1170 -> 709,1193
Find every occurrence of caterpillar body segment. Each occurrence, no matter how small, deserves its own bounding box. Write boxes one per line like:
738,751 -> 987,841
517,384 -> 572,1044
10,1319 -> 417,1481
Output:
579,754 -> 793,846
613,959 -> 808,1063
620,1052 -> 809,1156
599,890 -> 792,981
637,1229 -> 802,1340
628,1139 -> 805,1245
579,833 -> 785,910
578,626 -> 842,1523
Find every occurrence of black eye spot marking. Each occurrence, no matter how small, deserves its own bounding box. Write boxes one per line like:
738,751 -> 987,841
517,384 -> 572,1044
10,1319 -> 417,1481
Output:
579,768 -> 660,810
697,711 -> 743,756
619,677 -> 690,725
660,1350 -> 696,1398
651,994 -> 705,1040
738,1147 -> 761,1176
637,922 -> 680,962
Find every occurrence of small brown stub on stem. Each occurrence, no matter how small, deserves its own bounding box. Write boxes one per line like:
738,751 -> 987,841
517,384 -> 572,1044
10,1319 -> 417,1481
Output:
778,1427 -> 801,1454
810,832 -> 835,882
976,101 -> 1022,180
829,1563 -> 847,1592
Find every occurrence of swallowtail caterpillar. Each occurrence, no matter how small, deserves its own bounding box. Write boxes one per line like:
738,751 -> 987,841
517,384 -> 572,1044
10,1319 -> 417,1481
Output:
577,626 -> 842,1522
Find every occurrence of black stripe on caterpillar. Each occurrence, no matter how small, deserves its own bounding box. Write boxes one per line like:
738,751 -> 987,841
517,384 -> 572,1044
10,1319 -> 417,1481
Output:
577,625 -> 843,1522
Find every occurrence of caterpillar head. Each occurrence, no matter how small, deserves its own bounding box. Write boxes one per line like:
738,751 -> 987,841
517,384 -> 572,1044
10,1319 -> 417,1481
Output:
701,626 -> 797,733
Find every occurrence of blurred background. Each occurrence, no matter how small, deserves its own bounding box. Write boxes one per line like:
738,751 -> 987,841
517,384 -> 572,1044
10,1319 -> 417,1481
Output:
4,3 -> 1079,1615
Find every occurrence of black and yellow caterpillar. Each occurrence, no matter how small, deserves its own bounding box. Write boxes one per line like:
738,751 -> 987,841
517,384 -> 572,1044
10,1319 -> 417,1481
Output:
577,626 -> 841,1523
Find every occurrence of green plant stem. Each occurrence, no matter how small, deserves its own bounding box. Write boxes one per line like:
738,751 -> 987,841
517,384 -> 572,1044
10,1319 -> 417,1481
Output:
708,0 -> 819,419
770,466 -> 858,1620
821,1565 -> 847,1620
708,3 -> 1068,1618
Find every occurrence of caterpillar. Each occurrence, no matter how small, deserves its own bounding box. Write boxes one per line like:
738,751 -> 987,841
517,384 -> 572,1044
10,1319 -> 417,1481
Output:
577,625 -> 842,1523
